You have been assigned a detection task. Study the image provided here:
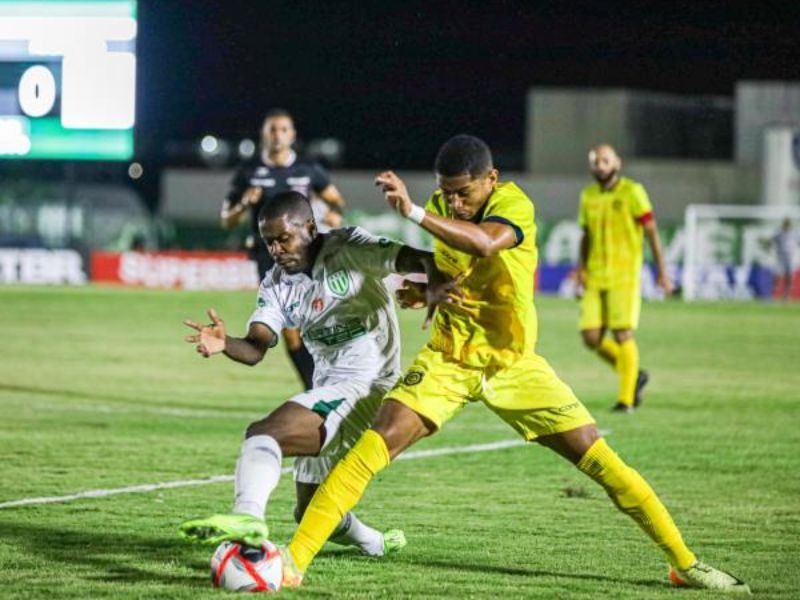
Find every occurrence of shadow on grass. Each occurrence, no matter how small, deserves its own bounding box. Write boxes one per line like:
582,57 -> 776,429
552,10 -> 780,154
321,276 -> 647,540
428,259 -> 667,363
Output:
1,518 -> 671,593
0,518 -> 210,588
419,559 -> 669,590
316,548 -> 669,591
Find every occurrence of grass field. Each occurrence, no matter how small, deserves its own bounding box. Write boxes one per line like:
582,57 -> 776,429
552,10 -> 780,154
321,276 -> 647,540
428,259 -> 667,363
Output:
0,286 -> 798,599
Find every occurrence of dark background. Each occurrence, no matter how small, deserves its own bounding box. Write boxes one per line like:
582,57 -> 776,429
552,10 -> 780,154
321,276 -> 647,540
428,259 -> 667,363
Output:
136,1 -> 800,169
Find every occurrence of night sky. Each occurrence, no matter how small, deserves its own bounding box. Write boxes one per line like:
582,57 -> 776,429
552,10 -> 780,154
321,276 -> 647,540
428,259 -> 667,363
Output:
137,1 -> 800,169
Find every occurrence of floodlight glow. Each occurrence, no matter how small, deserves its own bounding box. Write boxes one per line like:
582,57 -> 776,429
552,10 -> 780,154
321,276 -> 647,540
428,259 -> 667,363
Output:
201,135 -> 219,154
238,138 -> 256,159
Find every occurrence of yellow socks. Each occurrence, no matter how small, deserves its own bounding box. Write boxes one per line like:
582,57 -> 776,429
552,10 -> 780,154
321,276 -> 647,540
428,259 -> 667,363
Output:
596,337 -> 620,367
577,438 -> 696,570
616,338 -> 639,406
288,429 -> 390,572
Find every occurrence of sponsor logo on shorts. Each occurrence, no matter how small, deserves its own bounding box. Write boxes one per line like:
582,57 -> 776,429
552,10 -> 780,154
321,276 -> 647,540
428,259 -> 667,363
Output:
557,401 -> 579,414
403,370 -> 425,386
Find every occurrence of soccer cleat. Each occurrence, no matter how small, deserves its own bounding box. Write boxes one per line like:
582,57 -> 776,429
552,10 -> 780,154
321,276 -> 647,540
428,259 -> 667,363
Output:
381,529 -> 407,555
634,369 -> 650,407
669,561 -> 751,594
178,513 -> 268,547
278,545 -> 304,588
611,402 -> 635,414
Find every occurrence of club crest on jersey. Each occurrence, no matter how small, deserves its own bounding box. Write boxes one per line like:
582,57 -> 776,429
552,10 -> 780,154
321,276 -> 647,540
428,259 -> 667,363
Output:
326,269 -> 350,297
312,298 -> 324,312
403,370 -> 424,386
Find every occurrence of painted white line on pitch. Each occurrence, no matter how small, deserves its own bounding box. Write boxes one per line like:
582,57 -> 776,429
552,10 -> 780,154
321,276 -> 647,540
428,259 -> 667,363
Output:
0,430 -> 609,510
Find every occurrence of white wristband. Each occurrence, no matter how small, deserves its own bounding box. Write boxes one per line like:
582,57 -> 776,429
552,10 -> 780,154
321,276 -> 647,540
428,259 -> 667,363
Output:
406,203 -> 426,225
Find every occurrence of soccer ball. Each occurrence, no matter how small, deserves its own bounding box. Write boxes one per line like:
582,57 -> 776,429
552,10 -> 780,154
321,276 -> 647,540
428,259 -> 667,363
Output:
210,540 -> 283,593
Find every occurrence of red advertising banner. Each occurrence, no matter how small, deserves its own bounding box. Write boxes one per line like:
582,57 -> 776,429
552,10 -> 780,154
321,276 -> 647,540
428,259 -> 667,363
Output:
91,251 -> 259,290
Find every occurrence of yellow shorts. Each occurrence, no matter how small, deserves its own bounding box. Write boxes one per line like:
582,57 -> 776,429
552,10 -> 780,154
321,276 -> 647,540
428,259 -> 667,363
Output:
388,345 -> 595,441
579,285 -> 641,331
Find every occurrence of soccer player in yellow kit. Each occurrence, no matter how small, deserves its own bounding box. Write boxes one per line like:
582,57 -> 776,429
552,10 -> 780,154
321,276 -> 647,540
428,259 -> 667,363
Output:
578,144 -> 672,412
279,136 -> 749,594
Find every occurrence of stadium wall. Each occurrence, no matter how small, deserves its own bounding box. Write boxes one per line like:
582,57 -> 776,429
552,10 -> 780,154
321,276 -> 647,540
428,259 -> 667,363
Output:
160,162 -> 758,225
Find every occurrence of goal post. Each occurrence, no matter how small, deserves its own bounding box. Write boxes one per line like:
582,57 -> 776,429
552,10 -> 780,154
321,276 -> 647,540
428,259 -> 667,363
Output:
682,204 -> 800,301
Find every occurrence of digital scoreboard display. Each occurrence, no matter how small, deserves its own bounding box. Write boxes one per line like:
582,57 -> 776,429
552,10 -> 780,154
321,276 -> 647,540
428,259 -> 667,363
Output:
0,1 -> 136,160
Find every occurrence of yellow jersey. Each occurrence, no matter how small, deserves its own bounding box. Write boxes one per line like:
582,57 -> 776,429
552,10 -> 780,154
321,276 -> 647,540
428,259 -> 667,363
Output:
425,182 -> 537,369
579,176 -> 653,289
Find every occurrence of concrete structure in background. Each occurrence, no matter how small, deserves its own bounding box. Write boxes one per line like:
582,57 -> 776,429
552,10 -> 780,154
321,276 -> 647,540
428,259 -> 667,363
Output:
161,82 -> 798,229
161,163 -> 758,225
525,87 -> 732,173
736,81 -> 800,166
761,125 -> 800,206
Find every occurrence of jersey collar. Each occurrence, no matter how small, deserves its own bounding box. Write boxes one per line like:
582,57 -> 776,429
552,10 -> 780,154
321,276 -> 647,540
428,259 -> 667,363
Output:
262,149 -> 297,168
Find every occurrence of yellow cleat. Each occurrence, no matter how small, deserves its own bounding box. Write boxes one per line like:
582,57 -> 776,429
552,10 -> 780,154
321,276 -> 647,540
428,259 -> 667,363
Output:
278,545 -> 304,588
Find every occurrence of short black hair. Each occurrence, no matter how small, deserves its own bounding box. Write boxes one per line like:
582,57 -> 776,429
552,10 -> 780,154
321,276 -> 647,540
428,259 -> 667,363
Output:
434,134 -> 493,178
263,108 -> 293,124
258,191 -> 313,225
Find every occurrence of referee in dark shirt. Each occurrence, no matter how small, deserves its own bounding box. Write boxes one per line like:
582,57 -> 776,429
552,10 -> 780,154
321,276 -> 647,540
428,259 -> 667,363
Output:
221,109 -> 346,390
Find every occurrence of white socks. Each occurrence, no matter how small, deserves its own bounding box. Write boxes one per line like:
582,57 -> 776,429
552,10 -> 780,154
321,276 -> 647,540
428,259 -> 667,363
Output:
330,512 -> 385,556
233,435 -> 282,519
233,433 -> 383,556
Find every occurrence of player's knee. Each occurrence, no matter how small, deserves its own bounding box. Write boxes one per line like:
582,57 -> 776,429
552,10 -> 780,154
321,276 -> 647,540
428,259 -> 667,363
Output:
612,329 -> 633,343
581,331 -> 601,349
245,418 -> 276,440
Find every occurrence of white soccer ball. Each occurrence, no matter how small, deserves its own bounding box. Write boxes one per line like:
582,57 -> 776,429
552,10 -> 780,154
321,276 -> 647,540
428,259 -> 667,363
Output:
210,540 -> 283,593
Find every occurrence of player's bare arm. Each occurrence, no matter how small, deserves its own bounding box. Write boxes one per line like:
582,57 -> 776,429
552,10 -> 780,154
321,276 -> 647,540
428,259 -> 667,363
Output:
184,308 -> 274,365
375,171 -> 516,257
644,220 -> 673,295
394,245 -> 462,327
318,184 -> 346,210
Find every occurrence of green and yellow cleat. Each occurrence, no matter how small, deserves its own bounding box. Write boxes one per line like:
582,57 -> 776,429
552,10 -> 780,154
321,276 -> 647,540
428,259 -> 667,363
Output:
669,561 -> 751,594
382,529 -> 407,555
278,545 -> 304,588
178,513 -> 268,547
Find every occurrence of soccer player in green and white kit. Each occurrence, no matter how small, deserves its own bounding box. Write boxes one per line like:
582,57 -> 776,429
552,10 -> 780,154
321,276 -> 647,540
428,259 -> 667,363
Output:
179,191 -> 435,557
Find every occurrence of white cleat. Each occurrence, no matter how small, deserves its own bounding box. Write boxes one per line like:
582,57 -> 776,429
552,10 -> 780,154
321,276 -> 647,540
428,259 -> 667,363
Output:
669,561 -> 751,594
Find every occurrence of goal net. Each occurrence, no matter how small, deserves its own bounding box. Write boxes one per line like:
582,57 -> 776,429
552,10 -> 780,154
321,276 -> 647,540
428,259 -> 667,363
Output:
682,204 -> 800,301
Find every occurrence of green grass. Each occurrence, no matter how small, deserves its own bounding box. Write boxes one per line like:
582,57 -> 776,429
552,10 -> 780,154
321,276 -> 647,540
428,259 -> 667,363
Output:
0,286 -> 798,599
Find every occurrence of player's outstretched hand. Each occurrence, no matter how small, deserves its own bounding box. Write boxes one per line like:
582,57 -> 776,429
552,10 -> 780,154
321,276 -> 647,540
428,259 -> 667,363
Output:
396,280 -> 428,309
423,271 -> 465,329
375,171 -> 412,218
184,308 -> 227,357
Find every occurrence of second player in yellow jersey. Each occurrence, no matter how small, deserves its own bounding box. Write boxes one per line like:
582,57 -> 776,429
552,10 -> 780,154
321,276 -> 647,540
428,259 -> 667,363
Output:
577,144 -> 672,412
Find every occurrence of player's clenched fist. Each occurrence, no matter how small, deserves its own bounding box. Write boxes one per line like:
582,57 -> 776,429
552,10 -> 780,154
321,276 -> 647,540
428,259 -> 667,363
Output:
241,186 -> 263,206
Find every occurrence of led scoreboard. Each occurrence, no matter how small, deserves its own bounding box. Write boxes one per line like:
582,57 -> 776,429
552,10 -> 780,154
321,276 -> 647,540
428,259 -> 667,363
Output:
0,1 -> 136,160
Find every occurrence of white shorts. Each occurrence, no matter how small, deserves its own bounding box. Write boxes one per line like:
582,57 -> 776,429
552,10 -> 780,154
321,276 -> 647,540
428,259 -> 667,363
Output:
289,376 -> 394,484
